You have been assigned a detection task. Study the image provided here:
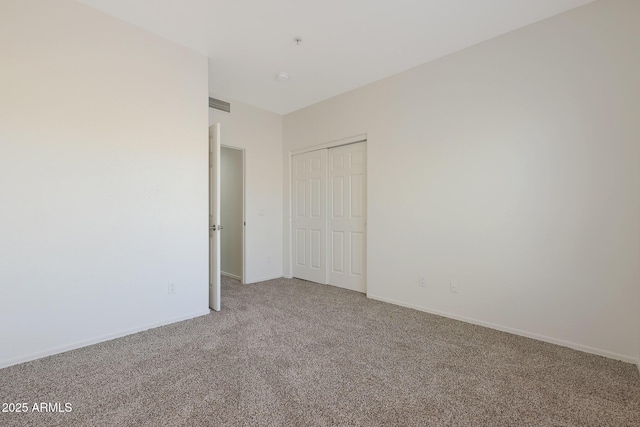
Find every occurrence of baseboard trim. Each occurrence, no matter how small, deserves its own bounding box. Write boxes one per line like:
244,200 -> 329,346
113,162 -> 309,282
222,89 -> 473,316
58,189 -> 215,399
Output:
367,294 -> 637,365
637,360 -> 640,375
0,309 -> 211,370
221,272 -> 242,281
245,275 -> 284,284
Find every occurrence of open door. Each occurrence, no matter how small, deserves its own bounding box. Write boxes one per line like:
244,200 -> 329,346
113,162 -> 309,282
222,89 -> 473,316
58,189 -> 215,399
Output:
209,124 -> 221,311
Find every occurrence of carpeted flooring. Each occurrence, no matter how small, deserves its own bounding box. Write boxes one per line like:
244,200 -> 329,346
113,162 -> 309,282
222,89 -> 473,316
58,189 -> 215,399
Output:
1,277 -> 639,426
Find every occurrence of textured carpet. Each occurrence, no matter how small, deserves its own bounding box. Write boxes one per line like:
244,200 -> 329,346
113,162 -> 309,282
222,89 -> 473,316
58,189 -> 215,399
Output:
1,277 -> 639,426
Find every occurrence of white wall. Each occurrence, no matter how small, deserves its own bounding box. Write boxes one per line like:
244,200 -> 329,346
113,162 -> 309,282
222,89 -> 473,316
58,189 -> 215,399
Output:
0,0 -> 209,368
221,147 -> 243,279
210,98 -> 283,283
284,0 -> 640,362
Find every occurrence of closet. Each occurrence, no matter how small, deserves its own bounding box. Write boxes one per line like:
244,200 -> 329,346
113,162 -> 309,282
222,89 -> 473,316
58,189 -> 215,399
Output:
292,142 -> 366,293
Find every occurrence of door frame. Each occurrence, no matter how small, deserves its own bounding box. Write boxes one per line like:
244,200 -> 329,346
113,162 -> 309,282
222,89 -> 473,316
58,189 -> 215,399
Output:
220,144 -> 246,284
286,133 -> 368,286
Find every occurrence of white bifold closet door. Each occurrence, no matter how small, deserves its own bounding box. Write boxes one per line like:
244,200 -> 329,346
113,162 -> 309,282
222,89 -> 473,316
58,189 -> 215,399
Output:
327,142 -> 366,293
292,149 -> 328,284
292,142 -> 366,292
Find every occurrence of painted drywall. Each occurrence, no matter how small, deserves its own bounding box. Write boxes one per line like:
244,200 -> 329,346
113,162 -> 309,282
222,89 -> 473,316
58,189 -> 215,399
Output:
284,0 -> 640,362
0,0 -> 209,368
221,147 -> 244,279
210,98 -> 283,283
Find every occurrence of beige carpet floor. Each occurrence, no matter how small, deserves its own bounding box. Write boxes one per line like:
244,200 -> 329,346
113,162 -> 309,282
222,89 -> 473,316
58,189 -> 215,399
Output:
1,277 -> 639,426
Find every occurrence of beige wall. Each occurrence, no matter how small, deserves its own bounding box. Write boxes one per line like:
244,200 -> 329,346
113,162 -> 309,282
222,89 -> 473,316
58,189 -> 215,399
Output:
210,98 -> 283,283
221,147 -> 244,279
0,0 -> 209,367
284,0 -> 640,362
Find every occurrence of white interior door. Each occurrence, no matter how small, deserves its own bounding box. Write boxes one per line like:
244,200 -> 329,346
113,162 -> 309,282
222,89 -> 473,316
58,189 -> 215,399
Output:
292,149 -> 327,284
209,124 -> 221,311
328,142 -> 366,292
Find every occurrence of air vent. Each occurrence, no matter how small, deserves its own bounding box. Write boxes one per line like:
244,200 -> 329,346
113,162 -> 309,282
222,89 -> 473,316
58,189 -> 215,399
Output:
209,97 -> 230,113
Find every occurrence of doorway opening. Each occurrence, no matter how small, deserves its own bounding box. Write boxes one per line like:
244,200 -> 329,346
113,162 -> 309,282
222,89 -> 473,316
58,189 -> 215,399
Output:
220,146 -> 245,283
210,123 -> 246,312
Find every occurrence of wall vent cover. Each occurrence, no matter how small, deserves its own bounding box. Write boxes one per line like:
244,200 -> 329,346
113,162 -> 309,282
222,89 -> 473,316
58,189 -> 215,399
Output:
209,97 -> 230,113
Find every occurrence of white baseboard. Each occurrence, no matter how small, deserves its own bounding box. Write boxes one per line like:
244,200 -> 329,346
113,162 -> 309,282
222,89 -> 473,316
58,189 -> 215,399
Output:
0,309 -> 210,370
245,275 -> 284,284
367,294 -> 637,365
221,272 -> 242,281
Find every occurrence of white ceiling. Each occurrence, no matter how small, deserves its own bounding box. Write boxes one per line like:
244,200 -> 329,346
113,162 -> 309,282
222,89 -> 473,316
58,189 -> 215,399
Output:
76,0 -> 595,115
